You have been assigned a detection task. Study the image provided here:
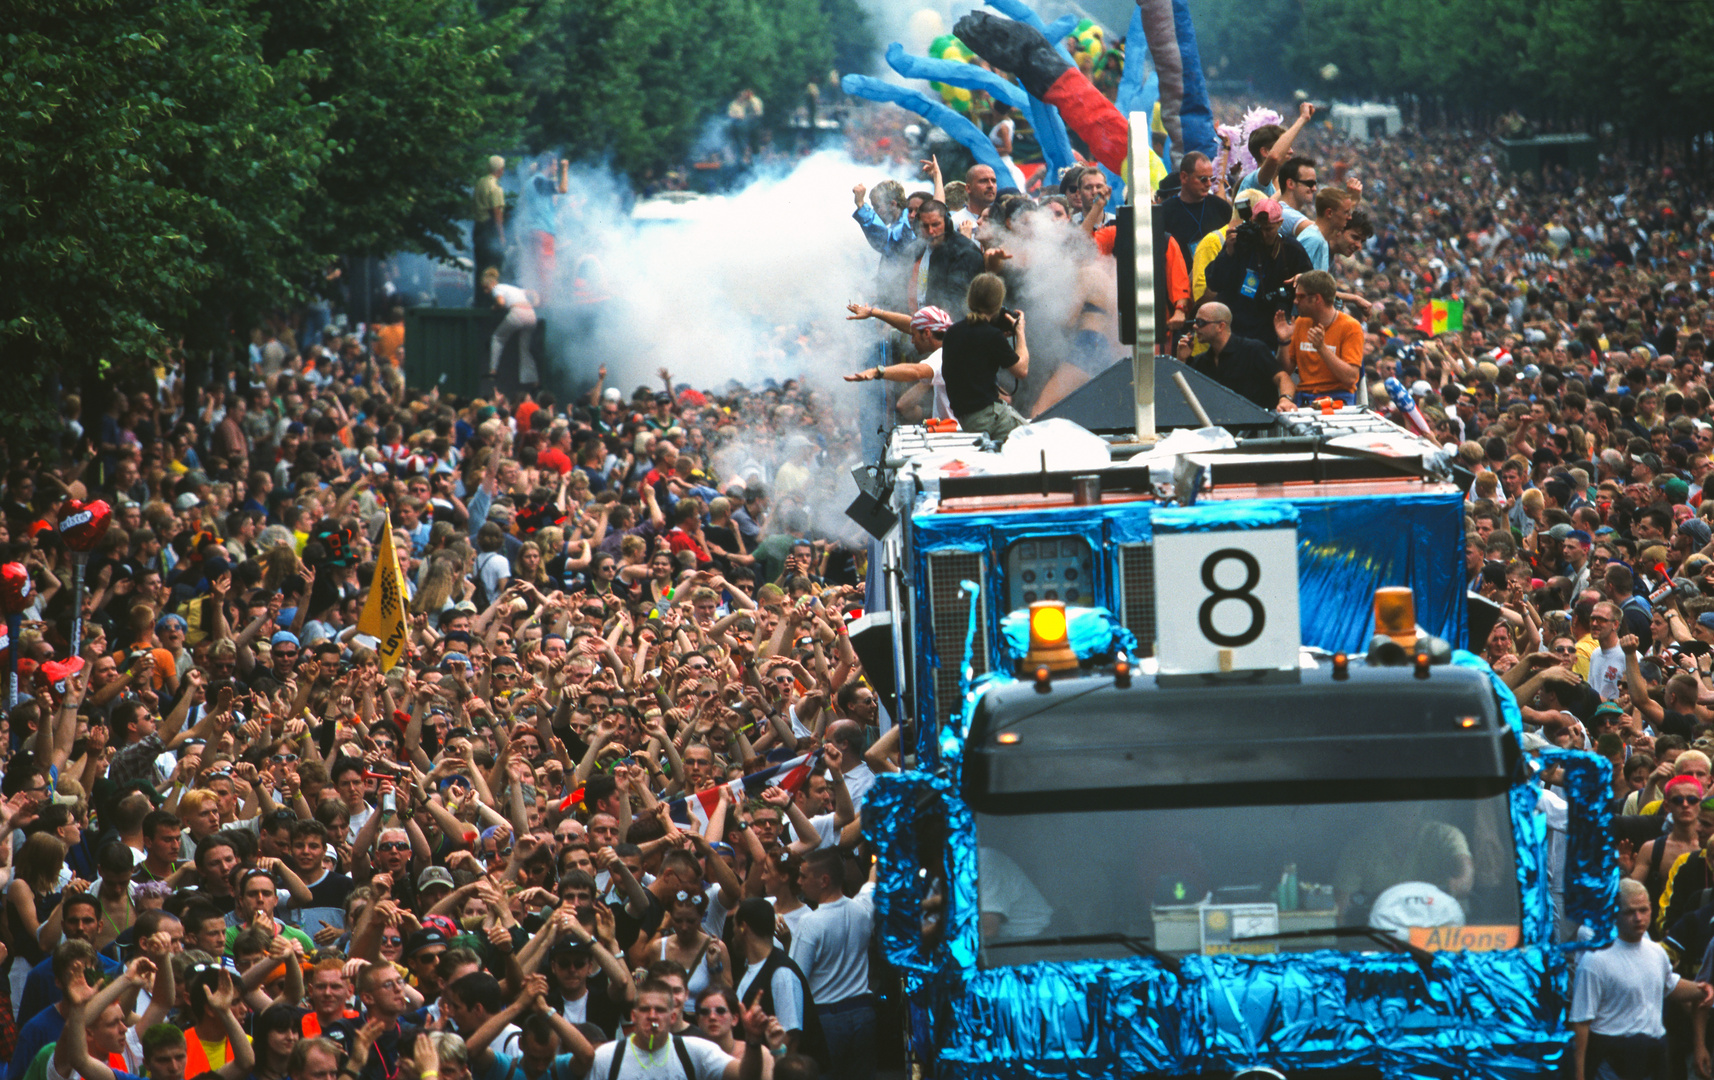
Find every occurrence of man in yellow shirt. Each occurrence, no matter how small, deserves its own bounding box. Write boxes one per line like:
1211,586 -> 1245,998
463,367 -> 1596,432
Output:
1275,269 -> 1364,406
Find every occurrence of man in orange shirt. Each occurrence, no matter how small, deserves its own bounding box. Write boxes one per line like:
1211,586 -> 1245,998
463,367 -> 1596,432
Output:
1275,269 -> 1364,406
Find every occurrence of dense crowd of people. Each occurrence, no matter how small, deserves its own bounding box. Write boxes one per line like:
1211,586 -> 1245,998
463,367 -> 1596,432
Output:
7,52 -> 1714,1080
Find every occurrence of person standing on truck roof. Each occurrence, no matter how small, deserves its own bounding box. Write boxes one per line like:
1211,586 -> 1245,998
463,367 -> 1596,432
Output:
1570,879 -> 1713,1080
941,273 -> 1030,445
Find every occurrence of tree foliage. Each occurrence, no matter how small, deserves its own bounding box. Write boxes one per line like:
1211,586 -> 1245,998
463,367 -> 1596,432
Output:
508,0 -> 861,176
1190,0 -> 1714,138
0,0 -> 869,435
0,0 -> 524,434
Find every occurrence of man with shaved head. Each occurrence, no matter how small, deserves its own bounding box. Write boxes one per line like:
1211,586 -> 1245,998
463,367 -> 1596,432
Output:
952,165 -> 998,232
1177,301 -> 1295,411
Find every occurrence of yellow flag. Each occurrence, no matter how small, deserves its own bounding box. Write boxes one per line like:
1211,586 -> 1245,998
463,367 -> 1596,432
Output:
357,519 -> 410,671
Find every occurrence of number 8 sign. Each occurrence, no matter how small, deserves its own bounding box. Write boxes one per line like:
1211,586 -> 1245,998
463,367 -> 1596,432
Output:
1151,504 -> 1301,676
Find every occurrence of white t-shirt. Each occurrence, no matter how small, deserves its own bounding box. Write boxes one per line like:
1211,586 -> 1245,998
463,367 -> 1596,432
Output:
559,990 -> 588,1025
347,802 -> 375,844
494,284 -> 532,310
588,1035 -> 732,1080
736,962 -> 804,1033
977,847 -> 1054,940
918,349 -> 953,420
788,881 -> 874,1004
1570,935 -> 1677,1037
1587,644 -> 1626,701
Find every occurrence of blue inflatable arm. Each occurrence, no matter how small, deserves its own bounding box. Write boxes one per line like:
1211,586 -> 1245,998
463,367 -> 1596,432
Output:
839,76 -> 1022,194
1026,98 -> 1076,180
885,42 -> 1027,111
1115,8 -> 1147,117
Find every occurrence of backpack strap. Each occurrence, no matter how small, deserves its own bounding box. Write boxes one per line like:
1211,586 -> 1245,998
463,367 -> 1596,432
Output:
607,1041 -> 626,1080
672,1035 -> 696,1080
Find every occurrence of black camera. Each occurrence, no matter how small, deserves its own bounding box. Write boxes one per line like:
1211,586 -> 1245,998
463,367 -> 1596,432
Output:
1234,218 -> 1267,251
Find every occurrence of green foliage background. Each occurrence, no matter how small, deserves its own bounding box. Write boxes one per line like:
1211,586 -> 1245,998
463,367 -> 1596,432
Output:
0,0 -> 873,435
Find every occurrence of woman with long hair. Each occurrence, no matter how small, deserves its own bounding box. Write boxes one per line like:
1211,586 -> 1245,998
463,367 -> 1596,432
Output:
631,890 -> 730,1020
7,833 -> 68,1000
250,1003 -> 302,1080
412,553 -> 459,624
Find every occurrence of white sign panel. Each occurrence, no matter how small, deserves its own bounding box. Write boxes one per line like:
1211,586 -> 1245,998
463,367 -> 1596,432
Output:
1152,526 -> 1300,675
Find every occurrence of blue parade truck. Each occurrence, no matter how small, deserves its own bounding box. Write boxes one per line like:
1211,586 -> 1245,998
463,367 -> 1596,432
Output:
848,408 -> 1620,1079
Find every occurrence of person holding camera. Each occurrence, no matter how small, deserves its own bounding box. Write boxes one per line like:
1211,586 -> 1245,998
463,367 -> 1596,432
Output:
1202,197 -> 1312,350
1275,269 -> 1364,407
942,273 -> 1030,444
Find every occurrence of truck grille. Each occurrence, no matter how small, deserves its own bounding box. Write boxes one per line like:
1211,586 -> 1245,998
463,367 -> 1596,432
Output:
1117,544 -> 1157,657
927,551 -> 987,724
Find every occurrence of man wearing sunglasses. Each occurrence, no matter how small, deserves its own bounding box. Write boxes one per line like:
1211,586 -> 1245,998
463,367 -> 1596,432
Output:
1176,301 -> 1295,412
1631,775 -> 1708,910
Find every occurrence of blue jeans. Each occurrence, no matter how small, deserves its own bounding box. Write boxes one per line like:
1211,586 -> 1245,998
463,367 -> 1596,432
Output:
818,1000 -> 877,1080
1296,390 -> 1355,406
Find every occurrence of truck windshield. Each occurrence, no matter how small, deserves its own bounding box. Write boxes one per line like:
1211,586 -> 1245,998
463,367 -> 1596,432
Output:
975,794 -> 1522,967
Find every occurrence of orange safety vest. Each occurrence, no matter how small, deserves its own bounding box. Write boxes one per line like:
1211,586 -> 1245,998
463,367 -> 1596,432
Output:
183,1032 -> 232,1078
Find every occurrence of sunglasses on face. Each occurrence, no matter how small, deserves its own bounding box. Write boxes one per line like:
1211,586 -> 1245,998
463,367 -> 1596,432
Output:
377,841 -> 410,852
381,935 -> 402,946
1671,794 -> 1703,806
697,1005 -> 731,1016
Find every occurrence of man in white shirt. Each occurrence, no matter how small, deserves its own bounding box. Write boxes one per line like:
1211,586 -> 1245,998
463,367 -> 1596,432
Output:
842,305 -> 954,423
788,849 -> 876,1080
823,721 -> 874,811
1571,878 -> 1711,1080
951,165 -> 997,232
1586,603 -> 1627,702
586,982 -> 746,1080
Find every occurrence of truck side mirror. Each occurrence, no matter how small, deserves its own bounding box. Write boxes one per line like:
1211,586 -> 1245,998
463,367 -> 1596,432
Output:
869,773 -> 973,973
1541,748 -> 1618,951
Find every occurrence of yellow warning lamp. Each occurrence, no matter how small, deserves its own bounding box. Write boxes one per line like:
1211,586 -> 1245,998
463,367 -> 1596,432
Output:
1373,587 -> 1418,650
1024,600 -> 1079,674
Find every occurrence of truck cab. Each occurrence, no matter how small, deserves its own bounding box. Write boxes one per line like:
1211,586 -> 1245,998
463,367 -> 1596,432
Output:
852,413 -> 1621,1078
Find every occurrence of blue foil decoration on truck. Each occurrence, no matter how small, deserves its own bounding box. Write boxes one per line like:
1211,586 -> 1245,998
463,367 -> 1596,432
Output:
910,492 -> 1467,756
869,649 -> 1615,1079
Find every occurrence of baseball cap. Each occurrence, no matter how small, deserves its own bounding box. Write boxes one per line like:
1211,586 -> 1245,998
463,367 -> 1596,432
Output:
653,391 -> 672,405
551,939 -> 594,963
1367,882 -> 1464,943
1698,612 -> 1714,630
175,493 -> 200,511
416,867 -> 456,893
270,630 -> 300,648
1251,198 -> 1284,224
1409,379 -> 1432,398
405,929 -> 449,958
1663,477 -> 1691,502
453,600 -> 478,615
1546,523 -> 1574,540
602,387 -> 622,404
1522,364 -> 1541,379
910,306 -> 954,333
1591,701 -> 1626,722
